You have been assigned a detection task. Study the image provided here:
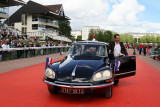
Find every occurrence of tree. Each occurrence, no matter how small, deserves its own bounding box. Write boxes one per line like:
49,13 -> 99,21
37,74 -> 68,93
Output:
58,20 -> 71,38
146,35 -> 151,43
88,29 -> 113,43
77,35 -> 82,41
119,33 -> 134,44
156,35 -> 160,43
150,35 -> 156,43
104,30 -> 114,43
139,35 -> 159,43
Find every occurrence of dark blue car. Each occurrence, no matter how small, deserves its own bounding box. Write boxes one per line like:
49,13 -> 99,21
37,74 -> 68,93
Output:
43,41 -> 136,98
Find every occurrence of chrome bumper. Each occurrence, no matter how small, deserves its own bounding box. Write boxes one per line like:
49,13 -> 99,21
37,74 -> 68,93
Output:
43,80 -> 114,89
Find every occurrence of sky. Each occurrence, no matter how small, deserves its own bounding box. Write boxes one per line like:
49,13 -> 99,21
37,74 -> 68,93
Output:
8,0 -> 160,33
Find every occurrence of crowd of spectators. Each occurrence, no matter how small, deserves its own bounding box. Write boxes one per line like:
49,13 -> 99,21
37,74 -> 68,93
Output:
0,28 -> 69,62
138,44 -> 160,61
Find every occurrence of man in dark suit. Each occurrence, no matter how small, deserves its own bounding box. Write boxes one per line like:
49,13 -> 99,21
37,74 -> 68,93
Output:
108,34 -> 128,85
108,34 -> 128,59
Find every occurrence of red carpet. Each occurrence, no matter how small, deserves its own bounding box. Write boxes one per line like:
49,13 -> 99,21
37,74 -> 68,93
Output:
0,57 -> 160,107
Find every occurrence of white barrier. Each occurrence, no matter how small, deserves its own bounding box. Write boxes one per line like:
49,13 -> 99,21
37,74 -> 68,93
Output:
0,46 -> 70,51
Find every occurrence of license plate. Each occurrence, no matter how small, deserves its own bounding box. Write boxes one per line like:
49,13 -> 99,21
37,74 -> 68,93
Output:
60,88 -> 84,94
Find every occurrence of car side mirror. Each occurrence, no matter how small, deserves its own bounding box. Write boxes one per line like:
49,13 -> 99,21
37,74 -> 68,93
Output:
104,57 -> 110,66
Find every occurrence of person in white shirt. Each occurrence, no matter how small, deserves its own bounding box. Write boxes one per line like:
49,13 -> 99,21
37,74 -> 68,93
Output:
2,42 -> 9,61
2,42 -> 8,49
92,35 -> 96,41
108,34 -> 128,85
108,34 -> 128,59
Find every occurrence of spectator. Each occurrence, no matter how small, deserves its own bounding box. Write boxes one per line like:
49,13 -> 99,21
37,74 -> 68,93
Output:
143,45 -> 146,56
139,44 -> 143,54
2,41 -> 8,60
0,44 -> 2,61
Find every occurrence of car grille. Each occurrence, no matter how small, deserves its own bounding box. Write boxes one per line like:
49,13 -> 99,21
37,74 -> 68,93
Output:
55,81 -> 92,86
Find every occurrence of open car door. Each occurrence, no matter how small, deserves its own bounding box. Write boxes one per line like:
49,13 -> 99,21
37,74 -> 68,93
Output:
114,56 -> 136,79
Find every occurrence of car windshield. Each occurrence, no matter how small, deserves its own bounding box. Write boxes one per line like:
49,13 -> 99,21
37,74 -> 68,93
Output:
68,44 -> 107,57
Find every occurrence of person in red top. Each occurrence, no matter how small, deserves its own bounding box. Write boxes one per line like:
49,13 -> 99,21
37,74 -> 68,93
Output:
143,45 -> 146,56
139,44 -> 143,54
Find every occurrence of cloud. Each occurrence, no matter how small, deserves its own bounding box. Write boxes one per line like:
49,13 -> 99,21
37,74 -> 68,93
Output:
107,0 -> 145,29
106,0 -> 160,33
8,0 -> 109,30
8,0 -> 160,33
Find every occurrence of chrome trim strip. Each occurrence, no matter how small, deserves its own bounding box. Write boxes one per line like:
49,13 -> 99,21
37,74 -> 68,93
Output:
55,81 -> 92,85
44,80 -> 114,88
71,65 -> 77,77
115,71 -> 136,76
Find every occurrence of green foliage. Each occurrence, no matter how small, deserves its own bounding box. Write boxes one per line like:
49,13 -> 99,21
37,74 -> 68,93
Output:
88,30 -> 135,43
77,35 -> 82,41
58,20 -> 72,38
139,35 -> 159,43
156,35 -> 160,43
119,33 -> 134,44
88,29 -> 114,43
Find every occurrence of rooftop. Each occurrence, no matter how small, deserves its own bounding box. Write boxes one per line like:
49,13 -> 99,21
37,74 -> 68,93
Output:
73,41 -> 107,45
0,0 -> 25,7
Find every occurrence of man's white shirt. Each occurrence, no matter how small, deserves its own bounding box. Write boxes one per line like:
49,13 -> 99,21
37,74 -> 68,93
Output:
114,42 -> 121,57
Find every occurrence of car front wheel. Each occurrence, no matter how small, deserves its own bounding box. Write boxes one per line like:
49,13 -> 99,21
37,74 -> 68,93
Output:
104,86 -> 113,99
48,87 -> 58,94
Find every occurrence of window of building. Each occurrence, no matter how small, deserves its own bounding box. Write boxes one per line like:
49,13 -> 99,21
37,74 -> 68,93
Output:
39,15 -> 46,22
60,11 -> 63,17
38,24 -> 45,30
32,14 -> 38,21
32,24 -> 38,30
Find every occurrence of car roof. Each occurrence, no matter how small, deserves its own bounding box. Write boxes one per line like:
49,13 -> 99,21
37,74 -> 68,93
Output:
72,41 -> 107,45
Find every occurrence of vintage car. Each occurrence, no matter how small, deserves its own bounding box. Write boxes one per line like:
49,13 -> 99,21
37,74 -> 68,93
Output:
43,41 -> 136,98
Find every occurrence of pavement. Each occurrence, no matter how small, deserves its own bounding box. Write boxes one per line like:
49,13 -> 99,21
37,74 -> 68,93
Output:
0,52 -> 68,73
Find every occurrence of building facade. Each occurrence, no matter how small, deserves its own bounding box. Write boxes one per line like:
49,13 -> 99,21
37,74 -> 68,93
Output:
71,30 -> 82,39
128,32 -> 160,38
0,0 -> 25,28
82,26 -> 100,40
5,1 -> 71,42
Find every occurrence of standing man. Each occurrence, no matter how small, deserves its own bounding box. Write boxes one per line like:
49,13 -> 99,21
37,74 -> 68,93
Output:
139,44 -> 143,54
108,34 -> 128,85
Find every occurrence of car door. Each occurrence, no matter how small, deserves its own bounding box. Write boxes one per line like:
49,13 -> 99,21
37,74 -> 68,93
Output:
114,56 -> 136,79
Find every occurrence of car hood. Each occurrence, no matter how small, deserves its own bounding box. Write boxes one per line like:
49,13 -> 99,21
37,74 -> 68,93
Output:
56,56 -> 105,83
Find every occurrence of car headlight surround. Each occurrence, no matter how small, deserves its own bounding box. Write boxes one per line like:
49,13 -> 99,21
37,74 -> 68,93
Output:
93,70 -> 112,81
45,68 -> 55,79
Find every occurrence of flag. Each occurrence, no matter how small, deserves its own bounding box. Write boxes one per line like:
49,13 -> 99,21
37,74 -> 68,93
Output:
114,59 -> 121,72
45,57 -> 52,68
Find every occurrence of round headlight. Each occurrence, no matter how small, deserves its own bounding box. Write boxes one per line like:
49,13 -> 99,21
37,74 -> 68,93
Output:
95,72 -> 102,79
45,68 -> 55,79
92,70 -> 112,81
103,70 -> 111,79
93,72 -> 102,81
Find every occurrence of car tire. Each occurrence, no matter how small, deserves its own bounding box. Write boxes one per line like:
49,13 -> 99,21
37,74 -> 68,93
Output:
104,86 -> 113,99
48,87 -> 58,94
114,79 -> 119,86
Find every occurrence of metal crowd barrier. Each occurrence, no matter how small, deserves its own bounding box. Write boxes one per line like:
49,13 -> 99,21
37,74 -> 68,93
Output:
0,46 -> 70,61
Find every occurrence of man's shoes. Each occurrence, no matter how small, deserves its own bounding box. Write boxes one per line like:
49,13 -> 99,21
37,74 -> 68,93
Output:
114,79 -> 119,86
